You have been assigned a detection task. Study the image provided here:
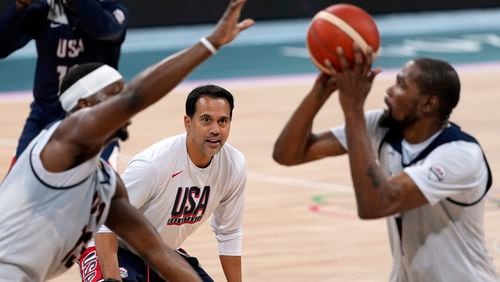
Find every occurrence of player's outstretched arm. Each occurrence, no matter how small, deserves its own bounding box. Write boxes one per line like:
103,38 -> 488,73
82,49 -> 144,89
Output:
0,0 -> 38,58
273,72 -> 346,165
105,177 -> 201,282
118,0 -> 253,113
44,0 -> 254,171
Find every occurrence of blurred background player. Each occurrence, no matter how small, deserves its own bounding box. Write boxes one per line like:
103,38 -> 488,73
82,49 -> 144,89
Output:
0,0 -> 254,280
273,45 -> 498,281
83,85 -> 246,282
0,0 -> 128,168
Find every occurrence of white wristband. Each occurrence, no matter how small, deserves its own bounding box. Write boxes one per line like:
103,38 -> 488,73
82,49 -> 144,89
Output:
200,37 -> 217,55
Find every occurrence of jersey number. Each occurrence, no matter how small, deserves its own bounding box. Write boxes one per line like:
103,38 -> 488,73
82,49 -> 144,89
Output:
61,192 -> 106,268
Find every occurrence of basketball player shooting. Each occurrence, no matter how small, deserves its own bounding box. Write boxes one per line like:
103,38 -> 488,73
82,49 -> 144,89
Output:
0,0 -> 254,281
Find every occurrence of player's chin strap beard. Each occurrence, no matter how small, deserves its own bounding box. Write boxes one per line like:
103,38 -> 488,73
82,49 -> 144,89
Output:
379,111 -> 402,130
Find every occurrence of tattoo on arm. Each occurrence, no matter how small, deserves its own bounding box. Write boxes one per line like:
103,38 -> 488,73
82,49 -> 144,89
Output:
367,165 -> 382,189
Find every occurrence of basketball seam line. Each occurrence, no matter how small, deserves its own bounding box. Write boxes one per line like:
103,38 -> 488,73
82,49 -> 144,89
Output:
306,27 -> 332,74
314,11 -> 369,54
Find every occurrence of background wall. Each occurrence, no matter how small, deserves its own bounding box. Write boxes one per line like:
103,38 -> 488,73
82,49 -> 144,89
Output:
1,0 -> 499,27
118,0 -> 500,27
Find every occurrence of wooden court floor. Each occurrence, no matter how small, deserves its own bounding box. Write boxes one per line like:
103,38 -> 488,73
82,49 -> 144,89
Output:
0,66 -> 499,281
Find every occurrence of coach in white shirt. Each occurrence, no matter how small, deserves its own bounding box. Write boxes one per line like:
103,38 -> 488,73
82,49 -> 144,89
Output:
83,84 -> 247,282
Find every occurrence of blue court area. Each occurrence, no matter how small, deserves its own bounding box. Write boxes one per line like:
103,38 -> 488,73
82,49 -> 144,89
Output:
1,8 -> 500,92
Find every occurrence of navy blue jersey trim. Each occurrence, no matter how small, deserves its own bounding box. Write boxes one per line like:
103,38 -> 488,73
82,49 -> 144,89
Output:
29,143 -> 92,190
379,123 -> 492,206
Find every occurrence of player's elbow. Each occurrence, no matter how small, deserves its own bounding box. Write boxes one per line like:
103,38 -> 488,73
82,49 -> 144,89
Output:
357,210 -> 380,220
272,148 -> 300,166
357,210 -> 378,220
356,206 -> 385,220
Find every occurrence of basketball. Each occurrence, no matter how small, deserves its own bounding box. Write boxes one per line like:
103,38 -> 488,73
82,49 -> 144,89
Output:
306,4 -> 380,74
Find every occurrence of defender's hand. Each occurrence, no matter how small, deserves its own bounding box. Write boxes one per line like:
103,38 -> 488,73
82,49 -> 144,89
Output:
207,0 -> 255,49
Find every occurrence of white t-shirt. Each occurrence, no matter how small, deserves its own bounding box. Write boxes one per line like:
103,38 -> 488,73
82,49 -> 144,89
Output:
0,121 -> 116,281
104,133 -> 247,256
331,109 -> 497,282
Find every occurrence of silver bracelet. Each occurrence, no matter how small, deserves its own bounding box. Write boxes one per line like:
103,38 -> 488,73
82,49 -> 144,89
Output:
200,37 -> 217,55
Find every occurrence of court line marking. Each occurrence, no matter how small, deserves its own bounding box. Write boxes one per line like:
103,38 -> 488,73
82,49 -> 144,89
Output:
247,172 -> 353,194
0,138 -> 17,147
0,91 -> 31,102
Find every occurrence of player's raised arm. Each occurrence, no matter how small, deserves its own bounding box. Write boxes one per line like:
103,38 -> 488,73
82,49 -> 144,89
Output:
79,0 -> 252,140
121,0 -> 253,109
0,0 -> 38,57
43,0 -> 254,171
273,73 -> 346,165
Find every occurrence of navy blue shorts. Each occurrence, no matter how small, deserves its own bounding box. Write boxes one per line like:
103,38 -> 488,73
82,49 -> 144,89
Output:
118,247 -> 214,282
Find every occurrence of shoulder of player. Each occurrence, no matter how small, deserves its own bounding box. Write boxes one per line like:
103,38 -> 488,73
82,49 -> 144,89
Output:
430,139 -> 483,161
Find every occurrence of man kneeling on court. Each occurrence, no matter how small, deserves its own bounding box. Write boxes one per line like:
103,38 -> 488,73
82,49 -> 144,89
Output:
80,85 -> 247,282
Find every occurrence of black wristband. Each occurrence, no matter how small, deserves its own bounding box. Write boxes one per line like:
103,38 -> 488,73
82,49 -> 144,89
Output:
102,279 -> 121,282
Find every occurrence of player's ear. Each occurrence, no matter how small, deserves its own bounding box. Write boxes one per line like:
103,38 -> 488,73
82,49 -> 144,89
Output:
423,95 -> 439,115
75,98 -> 90,110
184,115 -> 191,132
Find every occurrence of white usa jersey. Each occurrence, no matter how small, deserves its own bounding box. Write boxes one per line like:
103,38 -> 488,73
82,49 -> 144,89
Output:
106,133 -> 246,256
332,109 -> 497,281
0,121 -> 116,281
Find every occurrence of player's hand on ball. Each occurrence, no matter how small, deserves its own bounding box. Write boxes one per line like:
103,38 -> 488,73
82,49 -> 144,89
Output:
207,0 -> 255,49
312,71 -> 338,100
329,43 -> 381,111
307,4 -> 380,74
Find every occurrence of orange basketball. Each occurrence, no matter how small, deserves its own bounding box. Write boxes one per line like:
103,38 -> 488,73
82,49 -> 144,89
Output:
306,4 -> 380,74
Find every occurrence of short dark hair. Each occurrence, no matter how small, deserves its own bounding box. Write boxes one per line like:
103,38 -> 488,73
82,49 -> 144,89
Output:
413,58 -> 460,120
185,85 -> 234,118
58,62 -> 104,95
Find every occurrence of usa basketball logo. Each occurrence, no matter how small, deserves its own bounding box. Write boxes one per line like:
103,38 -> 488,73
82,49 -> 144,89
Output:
428,165 -> 446,182
167,186 -> 210,225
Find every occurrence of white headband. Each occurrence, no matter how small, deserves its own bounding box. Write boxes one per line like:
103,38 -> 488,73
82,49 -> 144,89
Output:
59,65 -> 123,112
